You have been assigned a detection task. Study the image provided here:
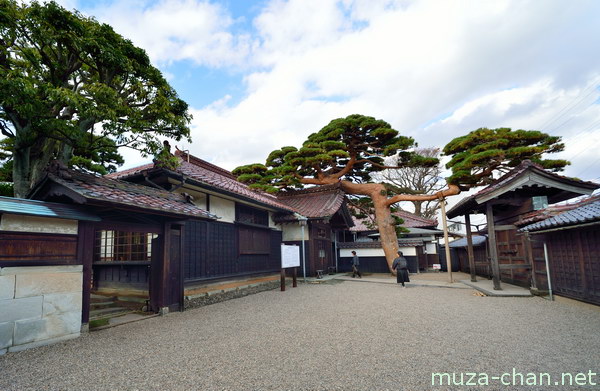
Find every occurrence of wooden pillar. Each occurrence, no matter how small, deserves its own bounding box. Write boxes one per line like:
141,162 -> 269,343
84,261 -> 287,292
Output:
464,213 -> 477,282
440,198 -> 453,283
524,232 -> 537,289
77,221 -> 95,325
486,203 -> 502,290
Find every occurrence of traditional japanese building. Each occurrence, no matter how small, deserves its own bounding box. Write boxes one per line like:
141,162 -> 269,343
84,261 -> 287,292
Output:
447,160 -> 599,290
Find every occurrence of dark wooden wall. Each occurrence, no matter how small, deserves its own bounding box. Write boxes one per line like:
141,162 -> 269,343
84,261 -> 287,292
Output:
0,231 -> 78,266
544,227 -> 600,305
183,220 -> 282,281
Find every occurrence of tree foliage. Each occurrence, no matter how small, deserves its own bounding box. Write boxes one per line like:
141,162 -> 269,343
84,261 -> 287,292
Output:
443,127 -> 568,187
234,114 -> 453,272
233,114 -> 437,192
0,0 -> 192,196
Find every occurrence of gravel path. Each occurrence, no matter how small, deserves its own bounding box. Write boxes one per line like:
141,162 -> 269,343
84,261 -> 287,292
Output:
1,281 -> 599,391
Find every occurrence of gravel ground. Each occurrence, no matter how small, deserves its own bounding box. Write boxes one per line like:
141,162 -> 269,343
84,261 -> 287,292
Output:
1,280 -> 599,391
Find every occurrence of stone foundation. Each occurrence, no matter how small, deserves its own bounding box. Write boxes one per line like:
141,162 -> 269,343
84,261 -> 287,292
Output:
0,265 -> 82,355
184,280 -> 280,310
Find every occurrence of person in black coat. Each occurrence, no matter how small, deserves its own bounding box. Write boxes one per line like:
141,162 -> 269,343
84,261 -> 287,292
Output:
392,251 -> 410,287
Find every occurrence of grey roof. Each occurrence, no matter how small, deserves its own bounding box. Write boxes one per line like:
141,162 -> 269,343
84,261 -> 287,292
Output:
447,160 -> 599,218
520,199 -> 600,232
0,196 -> 100,221
448,235 -> 487,248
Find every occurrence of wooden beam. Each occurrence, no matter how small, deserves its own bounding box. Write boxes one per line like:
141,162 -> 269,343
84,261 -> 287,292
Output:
494,225 -> 517,231
499,264 -> 532,269
486,203 -> 502,290
464,213 -> 477,282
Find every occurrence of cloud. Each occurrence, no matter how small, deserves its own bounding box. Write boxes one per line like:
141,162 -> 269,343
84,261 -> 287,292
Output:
82,0 -> 252,67
62,0 -> 600,184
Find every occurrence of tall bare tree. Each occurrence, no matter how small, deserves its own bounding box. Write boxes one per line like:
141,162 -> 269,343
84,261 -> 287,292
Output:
379,148 -> 445,219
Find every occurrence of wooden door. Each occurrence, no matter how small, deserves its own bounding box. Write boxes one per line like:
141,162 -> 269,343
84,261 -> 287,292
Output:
495,228 -> 530,287
149,224 -> 183,313
310,223 -> 332,275
166,227 -> 183,311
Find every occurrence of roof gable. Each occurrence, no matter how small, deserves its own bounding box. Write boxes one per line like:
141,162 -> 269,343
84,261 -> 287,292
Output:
520,195 -> 600,232
448,160 -> 599,218
107,151 -> 293,212
33,165 -> 216,220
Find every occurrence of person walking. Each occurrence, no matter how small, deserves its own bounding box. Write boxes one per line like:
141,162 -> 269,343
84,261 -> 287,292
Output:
351,251 -> 362,278
392,250 -> 410,287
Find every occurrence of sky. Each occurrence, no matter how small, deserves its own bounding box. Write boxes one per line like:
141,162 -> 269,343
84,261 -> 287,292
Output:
53,0 -> 600,193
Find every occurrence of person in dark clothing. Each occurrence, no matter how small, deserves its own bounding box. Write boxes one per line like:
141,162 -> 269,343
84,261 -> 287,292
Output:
351,251 -> 362,278
392,250 -> 410,287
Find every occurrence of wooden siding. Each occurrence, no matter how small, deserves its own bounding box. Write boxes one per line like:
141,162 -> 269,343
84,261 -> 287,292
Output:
184,220 -> 282,281
547,228 -> 600,305
0,231 -> 78,266
93,263 -> 149,291
495,229 -> 531,287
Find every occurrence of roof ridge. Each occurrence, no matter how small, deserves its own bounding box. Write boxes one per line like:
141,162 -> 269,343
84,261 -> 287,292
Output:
277,183 -> 342,198
175,150 -> 237,180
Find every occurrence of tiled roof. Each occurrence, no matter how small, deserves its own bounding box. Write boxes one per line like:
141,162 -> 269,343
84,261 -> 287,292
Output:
274,184 -> 346,222
447,160 -> 599,218
46,169 -> 216,219
107,152 -> 293,212
0,196 -> 100,221
520,197 -> 600,232
514,195 -> 600,227
337,238 -> 425,248
448,235 -> 487,248
350,209 -> 437,232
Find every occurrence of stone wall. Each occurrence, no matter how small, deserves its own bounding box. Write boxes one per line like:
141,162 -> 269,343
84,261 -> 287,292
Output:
0,265 -> 82,355
184,280 -> 279,310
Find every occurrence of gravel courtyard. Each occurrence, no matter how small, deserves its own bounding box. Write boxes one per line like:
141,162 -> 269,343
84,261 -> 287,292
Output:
1,279 -> 599,391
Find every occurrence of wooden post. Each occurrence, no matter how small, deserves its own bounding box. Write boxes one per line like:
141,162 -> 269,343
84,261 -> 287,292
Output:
280,268 -> 286,291
440,198 -> 453,283
78,221 -> 95,325
292,267 -> 297,288
464,213 -> 477,282
486,203 -> 502,290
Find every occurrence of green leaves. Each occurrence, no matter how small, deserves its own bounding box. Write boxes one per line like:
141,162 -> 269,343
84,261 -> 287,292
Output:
234,114 -> 436,192
443,127 -> 569,187
0,0 -> 192,196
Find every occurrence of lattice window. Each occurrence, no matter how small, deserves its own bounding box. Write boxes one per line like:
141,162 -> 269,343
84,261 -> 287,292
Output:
95,230 -> 157,262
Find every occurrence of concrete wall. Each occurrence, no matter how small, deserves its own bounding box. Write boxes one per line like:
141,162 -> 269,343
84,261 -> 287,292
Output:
0,265 -> 82,355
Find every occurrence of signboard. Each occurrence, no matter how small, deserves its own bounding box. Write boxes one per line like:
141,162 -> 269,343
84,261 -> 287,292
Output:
432,264 -> 442,270
281,244 -> 300,268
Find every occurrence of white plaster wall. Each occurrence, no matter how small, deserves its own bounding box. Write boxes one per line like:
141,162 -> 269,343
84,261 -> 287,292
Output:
340,248 -> 385,257
426,242 -> 438,254
340,246 -> 417,257
398,246 -> 417,256
0,265 -> 82,355
268,212 -> 281,231
209,196 -> 235,223
0,214 -> 78,234
179,189 -> 207,210
282,224 -> 307,241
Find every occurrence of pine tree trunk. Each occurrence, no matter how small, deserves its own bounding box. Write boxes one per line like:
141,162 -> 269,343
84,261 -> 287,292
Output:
372,192 -> 400,273
340,181 -> 399,273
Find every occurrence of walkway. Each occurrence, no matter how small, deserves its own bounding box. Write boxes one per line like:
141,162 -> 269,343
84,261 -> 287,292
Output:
2,274 -> 597,390
332,271 -> 532,296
